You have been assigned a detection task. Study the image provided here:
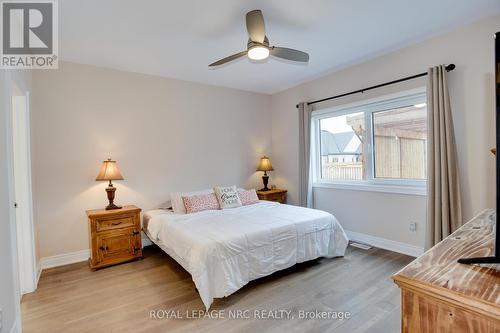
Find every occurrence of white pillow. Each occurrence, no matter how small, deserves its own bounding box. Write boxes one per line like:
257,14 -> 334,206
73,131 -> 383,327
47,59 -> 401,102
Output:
213,185 -> 242,209
170,188 -> 214,214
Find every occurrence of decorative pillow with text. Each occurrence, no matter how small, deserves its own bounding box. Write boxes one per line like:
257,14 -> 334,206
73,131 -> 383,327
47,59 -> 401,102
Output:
214,185 -> 242,209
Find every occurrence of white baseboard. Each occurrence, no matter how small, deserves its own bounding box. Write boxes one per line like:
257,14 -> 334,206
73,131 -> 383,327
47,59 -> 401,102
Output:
39,238 -> 154,271
10,314 -> 20,333
142,238 -> 153,247
36,261 -> 42,285
40,249 -> 90,270
345,230 -> 424,257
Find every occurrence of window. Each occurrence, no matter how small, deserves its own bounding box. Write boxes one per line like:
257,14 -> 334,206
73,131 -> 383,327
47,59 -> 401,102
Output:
373,106 -> 427,180
319,112 -> 365,180
312,90 -> 427,194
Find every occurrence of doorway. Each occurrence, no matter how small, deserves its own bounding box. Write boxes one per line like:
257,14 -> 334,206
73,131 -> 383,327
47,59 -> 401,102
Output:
10,81 -> 37,294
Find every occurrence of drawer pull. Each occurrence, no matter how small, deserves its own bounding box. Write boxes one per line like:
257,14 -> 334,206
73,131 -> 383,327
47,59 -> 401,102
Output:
99,245 -> 109,251
111,221 -> 122,226
132,231 -> 140,236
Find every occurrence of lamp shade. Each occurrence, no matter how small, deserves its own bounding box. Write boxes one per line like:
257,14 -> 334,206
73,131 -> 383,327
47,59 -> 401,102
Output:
95,159 -> 124,181
256,156 -> 274,172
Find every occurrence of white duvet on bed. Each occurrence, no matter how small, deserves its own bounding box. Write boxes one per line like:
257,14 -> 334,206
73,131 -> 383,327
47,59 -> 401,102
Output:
146,201 -> 348,309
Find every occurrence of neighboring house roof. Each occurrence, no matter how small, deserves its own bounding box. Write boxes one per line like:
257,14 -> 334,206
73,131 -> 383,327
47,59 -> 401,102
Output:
321,130 -> 361,156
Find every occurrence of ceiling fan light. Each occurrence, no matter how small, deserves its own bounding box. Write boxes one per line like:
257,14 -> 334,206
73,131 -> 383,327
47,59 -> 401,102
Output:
248,46 -> 269,60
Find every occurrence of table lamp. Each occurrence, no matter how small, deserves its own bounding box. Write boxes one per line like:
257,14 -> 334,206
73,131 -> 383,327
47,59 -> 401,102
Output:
96,158 -> 124,210
256,156 -> 274,191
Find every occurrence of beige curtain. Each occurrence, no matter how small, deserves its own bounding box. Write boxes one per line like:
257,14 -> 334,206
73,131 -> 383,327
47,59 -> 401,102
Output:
426,65 -> 462,249
298,102 -> 313,208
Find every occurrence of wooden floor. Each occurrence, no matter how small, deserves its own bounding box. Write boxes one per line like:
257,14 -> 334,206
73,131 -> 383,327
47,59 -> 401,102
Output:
21,245 -> 413,333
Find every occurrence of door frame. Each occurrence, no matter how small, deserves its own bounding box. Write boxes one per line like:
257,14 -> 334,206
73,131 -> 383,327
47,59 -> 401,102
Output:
6,70 -> 37,297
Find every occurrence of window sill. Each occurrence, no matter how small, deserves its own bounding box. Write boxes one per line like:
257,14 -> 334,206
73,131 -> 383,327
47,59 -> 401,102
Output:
312,182 -> 427,196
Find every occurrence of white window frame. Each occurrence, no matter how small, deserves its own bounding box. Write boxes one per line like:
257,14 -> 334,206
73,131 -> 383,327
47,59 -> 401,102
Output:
311,88 -> 427,196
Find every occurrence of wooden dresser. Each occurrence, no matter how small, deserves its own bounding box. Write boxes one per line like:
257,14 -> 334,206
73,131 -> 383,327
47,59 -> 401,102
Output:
256,189 -> 287,204
393,209 -> 500,333
87,205 -> 142,270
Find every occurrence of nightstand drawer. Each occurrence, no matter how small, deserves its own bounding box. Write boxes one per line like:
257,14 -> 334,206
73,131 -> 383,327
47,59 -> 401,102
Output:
96,214 -> 136,232
95,229 -> 141,265
265,195 -> 284,203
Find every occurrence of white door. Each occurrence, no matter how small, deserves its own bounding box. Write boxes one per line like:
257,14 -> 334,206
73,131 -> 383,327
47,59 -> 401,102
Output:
11,85 -> 37,294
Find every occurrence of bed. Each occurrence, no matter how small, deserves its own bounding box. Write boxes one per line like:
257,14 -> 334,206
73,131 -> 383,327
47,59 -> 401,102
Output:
144,200 -> 348,309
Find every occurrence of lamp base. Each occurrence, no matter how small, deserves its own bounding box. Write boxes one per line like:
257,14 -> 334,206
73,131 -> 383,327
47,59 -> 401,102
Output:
105,203 -> 122,210
260,174 -> 270,191
105,183 -> 121,210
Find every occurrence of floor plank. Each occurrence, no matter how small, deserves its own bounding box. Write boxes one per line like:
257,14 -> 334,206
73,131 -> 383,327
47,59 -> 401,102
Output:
21,245 -> 413,333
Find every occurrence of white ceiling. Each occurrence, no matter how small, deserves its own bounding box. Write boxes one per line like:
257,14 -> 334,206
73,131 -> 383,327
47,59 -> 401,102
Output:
60,0 -> 500,94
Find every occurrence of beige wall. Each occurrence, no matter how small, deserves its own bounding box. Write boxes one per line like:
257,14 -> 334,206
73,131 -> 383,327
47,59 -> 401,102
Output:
32,62 -> 271,258
270,14 -> 500,250
31,14 -> 500,259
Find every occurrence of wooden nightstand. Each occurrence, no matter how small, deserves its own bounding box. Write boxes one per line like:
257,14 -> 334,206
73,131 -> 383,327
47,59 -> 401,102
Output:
256,189 -> 287,204
87,205 -> 142,270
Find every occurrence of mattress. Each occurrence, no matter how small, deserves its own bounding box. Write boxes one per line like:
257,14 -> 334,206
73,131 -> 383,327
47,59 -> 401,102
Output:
144,201 -> 349,309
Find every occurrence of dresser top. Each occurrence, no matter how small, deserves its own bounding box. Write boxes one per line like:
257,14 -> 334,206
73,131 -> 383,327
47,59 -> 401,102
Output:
86,205 -> 141,218
393,209 -> 499,317
256,189 -> 287,195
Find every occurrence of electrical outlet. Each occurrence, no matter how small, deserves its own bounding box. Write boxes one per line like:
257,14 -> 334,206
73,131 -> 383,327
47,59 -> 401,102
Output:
409,222 -> 417,233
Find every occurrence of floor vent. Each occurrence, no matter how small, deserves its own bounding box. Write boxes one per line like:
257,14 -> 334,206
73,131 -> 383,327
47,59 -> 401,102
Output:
349,241 -> 372,250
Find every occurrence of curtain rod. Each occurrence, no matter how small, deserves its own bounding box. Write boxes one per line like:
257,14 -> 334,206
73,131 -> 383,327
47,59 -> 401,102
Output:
295,64 -> 456,109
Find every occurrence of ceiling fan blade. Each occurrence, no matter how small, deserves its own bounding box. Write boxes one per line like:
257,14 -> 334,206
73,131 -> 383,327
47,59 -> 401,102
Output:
209,51 -> 247,67
271,47 -> 309,62
246,10 -> 265,43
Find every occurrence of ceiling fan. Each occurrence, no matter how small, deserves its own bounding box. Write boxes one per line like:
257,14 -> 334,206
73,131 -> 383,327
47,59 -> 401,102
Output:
209,10 -> 309,67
